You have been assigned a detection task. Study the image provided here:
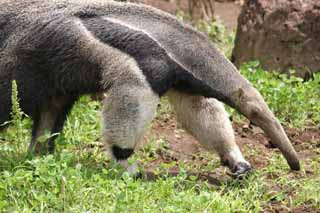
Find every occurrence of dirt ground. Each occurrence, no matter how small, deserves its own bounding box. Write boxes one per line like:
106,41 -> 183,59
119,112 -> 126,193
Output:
143,109 -> 319,175
139,108 -> 319,212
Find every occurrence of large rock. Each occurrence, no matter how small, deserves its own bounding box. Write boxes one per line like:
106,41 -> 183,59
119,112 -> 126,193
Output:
232,0 -> 320,78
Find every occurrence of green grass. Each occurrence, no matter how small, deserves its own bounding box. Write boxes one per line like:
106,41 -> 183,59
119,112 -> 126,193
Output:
196,18 -> 235,59
0,143 -> 318,211
0,65 -> 319,211
229,62 -> 320,128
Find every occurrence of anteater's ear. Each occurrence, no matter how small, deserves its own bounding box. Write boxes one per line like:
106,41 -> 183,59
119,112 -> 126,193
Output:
236,88 -> 245,100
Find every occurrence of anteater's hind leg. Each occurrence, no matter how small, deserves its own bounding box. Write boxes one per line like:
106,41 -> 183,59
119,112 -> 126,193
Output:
102,84 -> 159,174
29,96 -> 77,154
167,90 -> 252,177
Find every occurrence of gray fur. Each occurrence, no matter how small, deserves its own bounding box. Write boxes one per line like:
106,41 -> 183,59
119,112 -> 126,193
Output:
0,0 -> 299,171
167,90 -> 251,173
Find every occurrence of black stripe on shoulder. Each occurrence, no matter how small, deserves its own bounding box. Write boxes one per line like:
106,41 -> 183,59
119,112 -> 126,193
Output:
80,16 -> 229,101
80,17 -> 177,96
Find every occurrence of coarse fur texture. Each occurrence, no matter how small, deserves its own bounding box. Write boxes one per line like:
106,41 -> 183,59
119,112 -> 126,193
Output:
167,90 -> 251,174
102,83 -> 159,152
0,0 -> 300,174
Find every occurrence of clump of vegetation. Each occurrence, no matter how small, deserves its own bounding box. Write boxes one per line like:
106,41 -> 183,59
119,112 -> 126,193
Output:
175,12 -> 235,58
236,62 -> 320,128
0,81 -> 31,168
196,18 -> 235,58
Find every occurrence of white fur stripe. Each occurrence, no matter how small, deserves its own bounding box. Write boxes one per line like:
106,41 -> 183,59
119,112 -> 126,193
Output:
74,18 -> 149,89
102,17 -> 194,76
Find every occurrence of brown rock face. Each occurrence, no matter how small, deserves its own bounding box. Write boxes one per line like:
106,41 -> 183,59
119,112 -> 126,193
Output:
232,0 -> 320,78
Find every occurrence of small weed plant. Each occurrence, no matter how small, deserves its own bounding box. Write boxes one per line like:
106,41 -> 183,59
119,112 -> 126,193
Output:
196,18 -> 235,58
0,81 -> 31,168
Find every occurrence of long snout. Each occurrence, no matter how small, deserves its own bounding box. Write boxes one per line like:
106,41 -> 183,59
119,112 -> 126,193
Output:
233,87 -> 300,170
256,114 -> 300,170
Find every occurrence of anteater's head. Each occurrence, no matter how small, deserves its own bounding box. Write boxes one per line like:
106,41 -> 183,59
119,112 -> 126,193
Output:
232,86 -> 300,171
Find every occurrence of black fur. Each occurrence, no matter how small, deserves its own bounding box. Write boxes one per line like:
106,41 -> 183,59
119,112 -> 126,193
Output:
81,17 -> 227,100
0,17 -> 9,48
82,17 -> 177,96
111,145 -> 134,160
47,97 -> 77,152
29,96 -> 78,153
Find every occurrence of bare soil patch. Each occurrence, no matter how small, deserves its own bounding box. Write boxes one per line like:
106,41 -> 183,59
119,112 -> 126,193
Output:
139,109 -> 319,211
143,111 -> 319,172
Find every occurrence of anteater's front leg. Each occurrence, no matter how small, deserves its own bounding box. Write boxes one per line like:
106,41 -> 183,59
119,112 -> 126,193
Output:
167,90 -> 252,177
29,96 -> 77,154
102,83 -> 159,174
